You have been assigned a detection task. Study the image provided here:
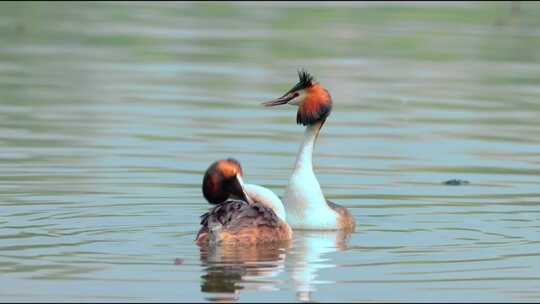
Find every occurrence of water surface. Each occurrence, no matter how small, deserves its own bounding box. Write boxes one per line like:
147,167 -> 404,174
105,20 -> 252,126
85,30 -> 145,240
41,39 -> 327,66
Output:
1,2 -> 540,302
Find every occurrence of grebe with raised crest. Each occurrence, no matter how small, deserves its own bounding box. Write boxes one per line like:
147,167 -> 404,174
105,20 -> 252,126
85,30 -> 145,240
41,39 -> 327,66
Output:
262,70 -> 356,231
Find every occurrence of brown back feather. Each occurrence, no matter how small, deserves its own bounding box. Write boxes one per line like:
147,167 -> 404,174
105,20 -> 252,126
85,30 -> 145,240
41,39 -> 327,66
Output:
196,199 -> 288,245
326,199 -> 356,231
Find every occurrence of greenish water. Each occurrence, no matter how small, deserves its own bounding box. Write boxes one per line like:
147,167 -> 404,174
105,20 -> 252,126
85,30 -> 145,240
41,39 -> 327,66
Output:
1,2 -> 540,302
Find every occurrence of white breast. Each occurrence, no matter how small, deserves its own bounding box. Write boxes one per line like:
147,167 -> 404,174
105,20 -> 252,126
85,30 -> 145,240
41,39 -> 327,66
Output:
284,168 -> 338,230
282,120 -> 340,230
244,183 -> 287,222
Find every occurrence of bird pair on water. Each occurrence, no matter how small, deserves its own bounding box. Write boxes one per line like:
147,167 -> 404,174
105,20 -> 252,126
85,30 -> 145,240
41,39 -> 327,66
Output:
195,70 -> 355,246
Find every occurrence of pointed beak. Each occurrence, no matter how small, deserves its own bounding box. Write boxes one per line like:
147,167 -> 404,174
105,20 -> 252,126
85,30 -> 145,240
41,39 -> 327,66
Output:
261,92 -> 297,107
232,174 -> 254,204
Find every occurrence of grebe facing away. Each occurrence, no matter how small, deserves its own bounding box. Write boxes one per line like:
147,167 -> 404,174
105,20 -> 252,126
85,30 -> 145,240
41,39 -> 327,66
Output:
195,159 -> 292,246
262,70 -> 356,231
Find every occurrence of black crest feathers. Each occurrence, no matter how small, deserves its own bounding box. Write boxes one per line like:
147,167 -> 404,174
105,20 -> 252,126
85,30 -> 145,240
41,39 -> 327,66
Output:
297,69 -> 314,89
286,69 -> 315,95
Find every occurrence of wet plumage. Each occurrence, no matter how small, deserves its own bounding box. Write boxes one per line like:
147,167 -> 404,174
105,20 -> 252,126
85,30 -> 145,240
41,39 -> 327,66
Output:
196,159 -> 292,246
196,199 -> 291,245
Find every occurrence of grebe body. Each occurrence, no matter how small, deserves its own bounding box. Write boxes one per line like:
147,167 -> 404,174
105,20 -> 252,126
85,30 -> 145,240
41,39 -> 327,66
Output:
262,70 -> 355,231
195,159 -> 292,246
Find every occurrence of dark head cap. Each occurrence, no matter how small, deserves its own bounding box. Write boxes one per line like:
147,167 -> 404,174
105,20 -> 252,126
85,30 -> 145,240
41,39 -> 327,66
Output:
202,158 -> 250,204
262,69 -> 332,126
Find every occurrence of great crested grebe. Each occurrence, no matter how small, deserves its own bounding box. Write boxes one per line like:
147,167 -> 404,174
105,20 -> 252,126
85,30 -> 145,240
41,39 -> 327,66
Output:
195,158 -> 292,245
262,70 -> 355,231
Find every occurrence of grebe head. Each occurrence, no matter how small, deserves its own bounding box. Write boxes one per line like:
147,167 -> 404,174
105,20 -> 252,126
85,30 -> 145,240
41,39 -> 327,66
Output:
262,69 -> 332,126
202,158 -> 252,205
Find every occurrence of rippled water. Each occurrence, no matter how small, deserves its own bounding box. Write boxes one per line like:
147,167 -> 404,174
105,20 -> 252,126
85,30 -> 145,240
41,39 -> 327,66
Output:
1,2 -> 540,302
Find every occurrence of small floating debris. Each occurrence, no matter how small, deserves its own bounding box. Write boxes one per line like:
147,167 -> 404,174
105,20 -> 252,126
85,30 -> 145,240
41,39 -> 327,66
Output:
174,258 -> 184,265
443,179 -> 470,186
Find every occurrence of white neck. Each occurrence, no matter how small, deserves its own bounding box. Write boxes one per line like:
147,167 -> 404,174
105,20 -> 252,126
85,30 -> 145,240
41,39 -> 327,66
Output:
244,183 -> 287,222
283,120 -> 338,229
295,122 -> 320,173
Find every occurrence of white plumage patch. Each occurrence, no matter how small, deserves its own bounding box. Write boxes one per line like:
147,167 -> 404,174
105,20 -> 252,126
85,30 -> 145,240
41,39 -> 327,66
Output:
283,121 -> 339,230
244,183 -> 287,222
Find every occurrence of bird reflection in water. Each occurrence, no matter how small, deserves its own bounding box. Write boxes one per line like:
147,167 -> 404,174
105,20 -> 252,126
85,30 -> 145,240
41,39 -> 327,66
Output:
199,240 -> 291,302
286,229 -> 352,302
199,229 -> 352,302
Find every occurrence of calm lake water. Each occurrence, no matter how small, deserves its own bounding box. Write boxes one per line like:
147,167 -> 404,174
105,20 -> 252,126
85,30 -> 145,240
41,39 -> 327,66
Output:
1,2 -> 540,302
